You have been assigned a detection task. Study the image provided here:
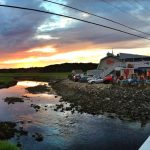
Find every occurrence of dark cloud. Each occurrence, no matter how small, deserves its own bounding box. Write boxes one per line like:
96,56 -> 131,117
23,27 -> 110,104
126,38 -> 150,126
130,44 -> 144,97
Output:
47,0 -> 150,49
0,0 -> 50,52
0,0 -> 150,55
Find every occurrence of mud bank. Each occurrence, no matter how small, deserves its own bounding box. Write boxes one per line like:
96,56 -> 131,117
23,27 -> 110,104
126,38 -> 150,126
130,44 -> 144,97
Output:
52,79 -> 150,122
0,80 -> 17,89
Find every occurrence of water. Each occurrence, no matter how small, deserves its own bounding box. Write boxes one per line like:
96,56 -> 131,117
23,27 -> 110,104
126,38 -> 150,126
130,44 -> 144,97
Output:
0,81 -> 150,150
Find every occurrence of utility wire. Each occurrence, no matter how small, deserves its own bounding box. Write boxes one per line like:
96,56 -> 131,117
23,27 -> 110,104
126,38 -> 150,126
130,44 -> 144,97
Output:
43,0 -> 150,36
127,0 -> 146,11
134,0 -> 150,11
101,0 -> 146,22
134,0 -> 143,6
101,0 -> 130,15
0,4 -> 150,41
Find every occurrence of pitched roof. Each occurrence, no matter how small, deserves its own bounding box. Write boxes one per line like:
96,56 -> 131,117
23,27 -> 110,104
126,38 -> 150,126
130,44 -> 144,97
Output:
119,53 -> 150,59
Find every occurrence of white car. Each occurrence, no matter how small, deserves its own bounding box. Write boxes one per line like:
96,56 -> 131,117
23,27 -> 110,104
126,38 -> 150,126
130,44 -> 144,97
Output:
87,75 -> 100,81
88,78 -> 103,84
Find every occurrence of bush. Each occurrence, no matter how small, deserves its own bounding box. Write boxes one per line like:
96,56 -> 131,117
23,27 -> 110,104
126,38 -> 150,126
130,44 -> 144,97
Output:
0,141 -> 19,150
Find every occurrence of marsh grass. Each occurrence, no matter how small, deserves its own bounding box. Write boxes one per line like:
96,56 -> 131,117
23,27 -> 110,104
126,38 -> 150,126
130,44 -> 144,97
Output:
0,141 -> 19,150
0,72 -> 69,88
0,72 -> 69,81
4,97 -> 24,104
26,84 -> 50,94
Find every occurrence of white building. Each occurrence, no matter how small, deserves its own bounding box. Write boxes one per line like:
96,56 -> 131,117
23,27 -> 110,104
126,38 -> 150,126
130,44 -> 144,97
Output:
96,52 -> 150,78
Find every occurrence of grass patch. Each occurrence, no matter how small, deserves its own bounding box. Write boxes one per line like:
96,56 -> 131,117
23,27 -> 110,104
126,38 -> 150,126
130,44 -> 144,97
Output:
26,85 -> 50,94
0,122 -> 17,140
4,97 -> 24,104
0,141 -> 19,150
0,121 -> 28,141
0,72 -> 69,88
0,77 -> 14,84
0,77 -> 17,88
0,72 -> 69,81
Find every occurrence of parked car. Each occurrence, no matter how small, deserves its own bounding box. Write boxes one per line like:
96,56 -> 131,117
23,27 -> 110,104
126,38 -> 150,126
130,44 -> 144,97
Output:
88,77 -> 103,84
87,77 -> 94,81
120,78 -> 140,86
87,75 -> 100,81
103,76 -> 113,84
146,80 -> 150,84
120,79 -> 129,85
73,74 -> 81,82
128,78 -> 139,85
79,76 -> 89,83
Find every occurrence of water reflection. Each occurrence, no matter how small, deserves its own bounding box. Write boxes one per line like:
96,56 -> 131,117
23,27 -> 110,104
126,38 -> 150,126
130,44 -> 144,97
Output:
17,81 -> 48,87
0,81 -> 150,150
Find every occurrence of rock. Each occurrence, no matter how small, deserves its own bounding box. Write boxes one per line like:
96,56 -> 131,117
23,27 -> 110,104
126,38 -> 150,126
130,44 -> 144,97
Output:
31,104 -> 41,111
52,79 -> 150,122
4,97 -> 24,104
17,142 -> 22,147
0,121 -> 28,140
32,133 -> 44,142
105,97 -> 111,101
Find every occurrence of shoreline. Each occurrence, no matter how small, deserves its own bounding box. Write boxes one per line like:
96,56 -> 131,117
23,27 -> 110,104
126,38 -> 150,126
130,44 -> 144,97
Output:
52,79 -> 150,123
0,74 -> 65,89
0,80 -> 18,89
1,77 -> 150,123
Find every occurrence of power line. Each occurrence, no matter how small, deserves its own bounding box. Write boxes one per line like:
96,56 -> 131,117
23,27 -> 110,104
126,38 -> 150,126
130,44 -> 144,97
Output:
134,0 -> 143,6
101,0 -> 130,15
43,0 -> 150,36
101,0 -> 145,22
0,4 -> 150,41
127,0 -> 148,12
134,0 -> 150,11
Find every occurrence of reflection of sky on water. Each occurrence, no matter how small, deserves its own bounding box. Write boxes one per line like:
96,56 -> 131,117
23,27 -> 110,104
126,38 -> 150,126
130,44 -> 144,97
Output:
17,81 -> 48,87
0,81 -> 150,150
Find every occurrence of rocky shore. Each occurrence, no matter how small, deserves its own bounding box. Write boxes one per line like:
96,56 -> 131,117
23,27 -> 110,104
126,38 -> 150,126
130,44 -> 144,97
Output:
52,79 -> 150,122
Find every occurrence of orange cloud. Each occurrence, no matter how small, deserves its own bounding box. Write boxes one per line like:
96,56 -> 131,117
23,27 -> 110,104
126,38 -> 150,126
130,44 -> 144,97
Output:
0,40 -> 150,69
27,46 -> 56,53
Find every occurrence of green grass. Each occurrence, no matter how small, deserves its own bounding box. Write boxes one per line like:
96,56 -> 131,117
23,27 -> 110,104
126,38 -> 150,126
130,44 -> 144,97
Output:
0,77 -> 16,88
0,72 -> 69,80
0,141 -> 19,150
0,77 -> 15,84
26,85 -> 50,94
0,72 -> 70,88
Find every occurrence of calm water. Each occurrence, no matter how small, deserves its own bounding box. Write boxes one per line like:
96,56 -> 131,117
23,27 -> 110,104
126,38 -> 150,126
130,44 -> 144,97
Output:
0,81 -> 150,150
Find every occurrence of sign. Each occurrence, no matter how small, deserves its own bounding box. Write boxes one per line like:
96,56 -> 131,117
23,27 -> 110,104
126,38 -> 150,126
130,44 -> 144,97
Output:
106,59 -> 115,65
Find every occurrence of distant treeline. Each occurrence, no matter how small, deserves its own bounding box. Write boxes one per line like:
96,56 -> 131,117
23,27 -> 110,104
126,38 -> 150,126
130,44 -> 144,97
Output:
0,63 -> 98,73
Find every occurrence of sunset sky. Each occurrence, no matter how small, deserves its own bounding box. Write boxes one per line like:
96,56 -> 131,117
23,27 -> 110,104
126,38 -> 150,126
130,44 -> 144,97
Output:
0,0 -> 150,68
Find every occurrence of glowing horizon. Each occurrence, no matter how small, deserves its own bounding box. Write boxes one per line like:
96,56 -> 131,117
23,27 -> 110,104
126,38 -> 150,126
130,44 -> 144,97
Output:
0,47 -> 150,69
0,0 -> 150,68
